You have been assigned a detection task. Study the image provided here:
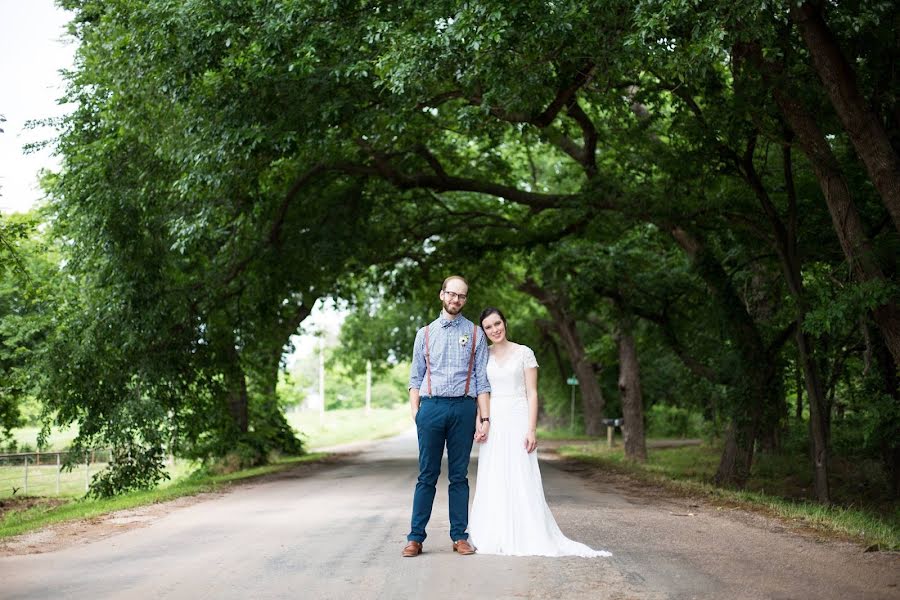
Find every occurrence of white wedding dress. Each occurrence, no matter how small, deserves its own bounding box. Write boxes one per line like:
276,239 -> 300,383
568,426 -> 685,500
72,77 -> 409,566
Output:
468,343 -> 611,557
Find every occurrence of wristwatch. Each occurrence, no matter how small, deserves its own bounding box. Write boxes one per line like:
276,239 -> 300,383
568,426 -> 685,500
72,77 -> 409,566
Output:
480,417 -> 490,424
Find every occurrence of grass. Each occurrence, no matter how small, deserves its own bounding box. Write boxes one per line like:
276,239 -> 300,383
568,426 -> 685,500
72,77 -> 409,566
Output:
555,439 -> 900,551
8,424 -> 79,452
286,404 -> 410,448
0,458 -> 197,499
536,426 -> 593,441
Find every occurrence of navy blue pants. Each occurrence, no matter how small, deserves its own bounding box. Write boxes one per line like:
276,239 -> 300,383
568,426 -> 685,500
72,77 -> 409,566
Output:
407,396 -> 477,543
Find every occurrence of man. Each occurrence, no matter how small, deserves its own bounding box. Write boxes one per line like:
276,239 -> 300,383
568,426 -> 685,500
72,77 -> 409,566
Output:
403,275 -> 491,557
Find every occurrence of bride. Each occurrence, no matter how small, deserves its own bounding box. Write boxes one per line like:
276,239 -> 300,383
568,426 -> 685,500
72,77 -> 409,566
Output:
468,307 -> 612,557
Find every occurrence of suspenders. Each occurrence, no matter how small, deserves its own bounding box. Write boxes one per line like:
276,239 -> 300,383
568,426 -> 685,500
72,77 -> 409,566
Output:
423,322 -> 478,397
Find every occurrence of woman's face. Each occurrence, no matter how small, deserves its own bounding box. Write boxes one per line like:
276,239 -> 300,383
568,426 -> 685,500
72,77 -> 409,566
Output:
481,313 -> 507,344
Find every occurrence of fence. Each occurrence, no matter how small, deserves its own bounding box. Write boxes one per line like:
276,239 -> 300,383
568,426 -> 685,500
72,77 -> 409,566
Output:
0,449 -> 111,498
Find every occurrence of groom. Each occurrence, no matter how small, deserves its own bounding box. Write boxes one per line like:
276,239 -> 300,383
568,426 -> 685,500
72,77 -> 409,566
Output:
403,275 -> 491,557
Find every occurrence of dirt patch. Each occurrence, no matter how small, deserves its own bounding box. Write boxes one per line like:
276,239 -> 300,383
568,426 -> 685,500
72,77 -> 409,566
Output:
0,492 -> 223,557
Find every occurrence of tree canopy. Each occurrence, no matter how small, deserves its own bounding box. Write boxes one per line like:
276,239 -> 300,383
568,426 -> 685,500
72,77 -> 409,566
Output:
1,0 -> 896,502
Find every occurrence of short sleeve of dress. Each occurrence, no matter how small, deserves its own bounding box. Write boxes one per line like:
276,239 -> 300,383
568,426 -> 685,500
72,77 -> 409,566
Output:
522,345 -> 539,369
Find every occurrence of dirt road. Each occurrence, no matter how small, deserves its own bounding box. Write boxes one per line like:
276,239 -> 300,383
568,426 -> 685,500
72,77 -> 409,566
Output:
2,429 -> 897,599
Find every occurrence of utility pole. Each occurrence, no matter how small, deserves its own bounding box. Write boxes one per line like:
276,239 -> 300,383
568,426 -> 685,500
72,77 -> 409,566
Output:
319,335 -> 325,424
366,360 -> 372,416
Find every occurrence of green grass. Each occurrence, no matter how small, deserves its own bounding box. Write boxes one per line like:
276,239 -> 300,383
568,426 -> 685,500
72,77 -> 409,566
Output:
0,458 -> 197,499
535,426 -> 593,441
287,404 -> 410,448
0,454 -> 327,539
557,441 -> 900,551
8,424 -> 79,452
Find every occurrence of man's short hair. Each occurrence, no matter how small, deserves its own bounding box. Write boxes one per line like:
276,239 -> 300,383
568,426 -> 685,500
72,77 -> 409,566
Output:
442,275 -> 469,291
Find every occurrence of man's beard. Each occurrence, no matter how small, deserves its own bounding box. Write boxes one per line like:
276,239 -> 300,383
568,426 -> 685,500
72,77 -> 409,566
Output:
442,299 -> 461,315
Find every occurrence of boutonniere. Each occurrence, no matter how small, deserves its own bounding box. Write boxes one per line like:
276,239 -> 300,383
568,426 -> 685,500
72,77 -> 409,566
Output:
459,334 -> 470,346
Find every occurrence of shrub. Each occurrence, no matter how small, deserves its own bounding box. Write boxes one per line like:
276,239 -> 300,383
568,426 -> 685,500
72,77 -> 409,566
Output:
646,404 -> 706,438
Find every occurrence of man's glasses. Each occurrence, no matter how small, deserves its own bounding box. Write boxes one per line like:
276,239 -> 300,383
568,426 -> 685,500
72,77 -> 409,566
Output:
443,291 -> 468,301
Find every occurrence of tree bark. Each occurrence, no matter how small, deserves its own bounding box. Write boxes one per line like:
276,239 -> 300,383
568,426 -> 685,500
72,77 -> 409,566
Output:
791,1 -> 900,232
223,339 -> 249,434
245,302 -> 313,454
520,280 -> 606,435
772,88 -> 900,367
209,313 -> 252,437
737,140 -> 830,501
796,329 -> 830,501
616,317 -> 647,462
669,226 -> 777,487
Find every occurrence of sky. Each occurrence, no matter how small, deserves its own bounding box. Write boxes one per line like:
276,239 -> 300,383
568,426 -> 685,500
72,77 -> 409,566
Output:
0,0 -> 76,214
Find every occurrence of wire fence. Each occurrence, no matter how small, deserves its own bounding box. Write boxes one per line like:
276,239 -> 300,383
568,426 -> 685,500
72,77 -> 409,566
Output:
0,449 -> 112,498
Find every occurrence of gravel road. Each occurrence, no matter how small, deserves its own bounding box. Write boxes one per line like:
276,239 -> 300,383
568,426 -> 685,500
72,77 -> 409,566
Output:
2,429 -> 897,599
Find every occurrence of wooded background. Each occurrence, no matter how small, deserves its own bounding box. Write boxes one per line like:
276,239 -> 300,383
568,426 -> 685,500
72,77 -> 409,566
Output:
0,1 -> 897,507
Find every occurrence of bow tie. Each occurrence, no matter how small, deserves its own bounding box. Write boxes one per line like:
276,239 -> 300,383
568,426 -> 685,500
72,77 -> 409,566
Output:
440,317 -> 460,328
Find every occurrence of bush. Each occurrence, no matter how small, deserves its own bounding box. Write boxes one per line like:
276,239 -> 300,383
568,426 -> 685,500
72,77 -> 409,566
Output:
646,404 -> 706,438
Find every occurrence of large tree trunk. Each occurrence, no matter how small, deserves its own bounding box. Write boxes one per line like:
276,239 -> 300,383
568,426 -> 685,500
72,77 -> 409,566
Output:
245,302 -> 313,454
772,87 -> 900,367
616,317 -> 647,462
520,280 -> 606,435
796,330 -> 830,502
208,313 -> 250,436
223,339 -> 249,434
737,141 -> 831,501
669,226 -> 777,487
791,1 -> 900,232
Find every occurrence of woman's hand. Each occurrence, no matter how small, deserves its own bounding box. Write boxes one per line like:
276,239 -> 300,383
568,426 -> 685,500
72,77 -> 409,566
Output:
524,431 -> 537,453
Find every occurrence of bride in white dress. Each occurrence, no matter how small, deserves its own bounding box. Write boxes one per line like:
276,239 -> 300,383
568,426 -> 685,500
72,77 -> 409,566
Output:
468,307 -> 612,557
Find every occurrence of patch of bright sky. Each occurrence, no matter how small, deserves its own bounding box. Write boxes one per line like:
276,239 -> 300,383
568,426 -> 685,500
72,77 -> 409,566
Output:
0,0 -> 76,214
286,298 -> 347,368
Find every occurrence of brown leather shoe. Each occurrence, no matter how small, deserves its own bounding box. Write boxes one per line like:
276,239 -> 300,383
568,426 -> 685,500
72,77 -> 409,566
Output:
452,539 -> 475,555
402,541 -> 423,557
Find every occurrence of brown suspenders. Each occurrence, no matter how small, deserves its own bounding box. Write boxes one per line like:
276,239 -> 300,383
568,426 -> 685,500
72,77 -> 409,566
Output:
423,323 -> 478,397
463,323 -> 478,395
424,324 -> 433,397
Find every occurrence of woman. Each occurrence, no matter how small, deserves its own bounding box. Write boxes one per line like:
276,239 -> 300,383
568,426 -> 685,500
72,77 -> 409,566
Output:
468,307 -> 612,557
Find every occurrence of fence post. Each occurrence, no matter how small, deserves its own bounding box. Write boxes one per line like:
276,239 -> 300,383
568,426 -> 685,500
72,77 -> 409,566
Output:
84,453 -> 90,492
24,456 -> 29,496
56,453 -> 61,495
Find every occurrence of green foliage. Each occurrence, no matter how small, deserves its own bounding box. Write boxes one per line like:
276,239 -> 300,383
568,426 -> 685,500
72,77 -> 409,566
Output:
86,442 -> 171,498
6,0 -> 892,500
804,278 -> 900,337
645,404 -> 707,439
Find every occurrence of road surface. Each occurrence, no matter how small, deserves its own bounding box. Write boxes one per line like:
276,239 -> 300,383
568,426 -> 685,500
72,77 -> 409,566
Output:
2,429 -> 898,599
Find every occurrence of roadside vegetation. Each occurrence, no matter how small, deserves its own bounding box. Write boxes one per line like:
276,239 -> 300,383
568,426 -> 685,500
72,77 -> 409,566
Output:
553,426 -> 900,551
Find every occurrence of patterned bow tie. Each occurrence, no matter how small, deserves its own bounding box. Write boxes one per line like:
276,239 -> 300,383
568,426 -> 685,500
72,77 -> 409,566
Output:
440,317 -> 459,328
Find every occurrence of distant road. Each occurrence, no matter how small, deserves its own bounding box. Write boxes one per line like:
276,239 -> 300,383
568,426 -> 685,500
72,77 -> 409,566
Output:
2,429 -> 897,599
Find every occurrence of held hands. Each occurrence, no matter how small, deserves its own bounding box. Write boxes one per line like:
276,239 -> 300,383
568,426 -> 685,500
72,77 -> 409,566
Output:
524,431 -> 537,453
474,420 -> 490,443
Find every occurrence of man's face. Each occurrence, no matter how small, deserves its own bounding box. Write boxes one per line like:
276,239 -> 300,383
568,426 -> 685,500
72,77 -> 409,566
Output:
440,279 -> 469,316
